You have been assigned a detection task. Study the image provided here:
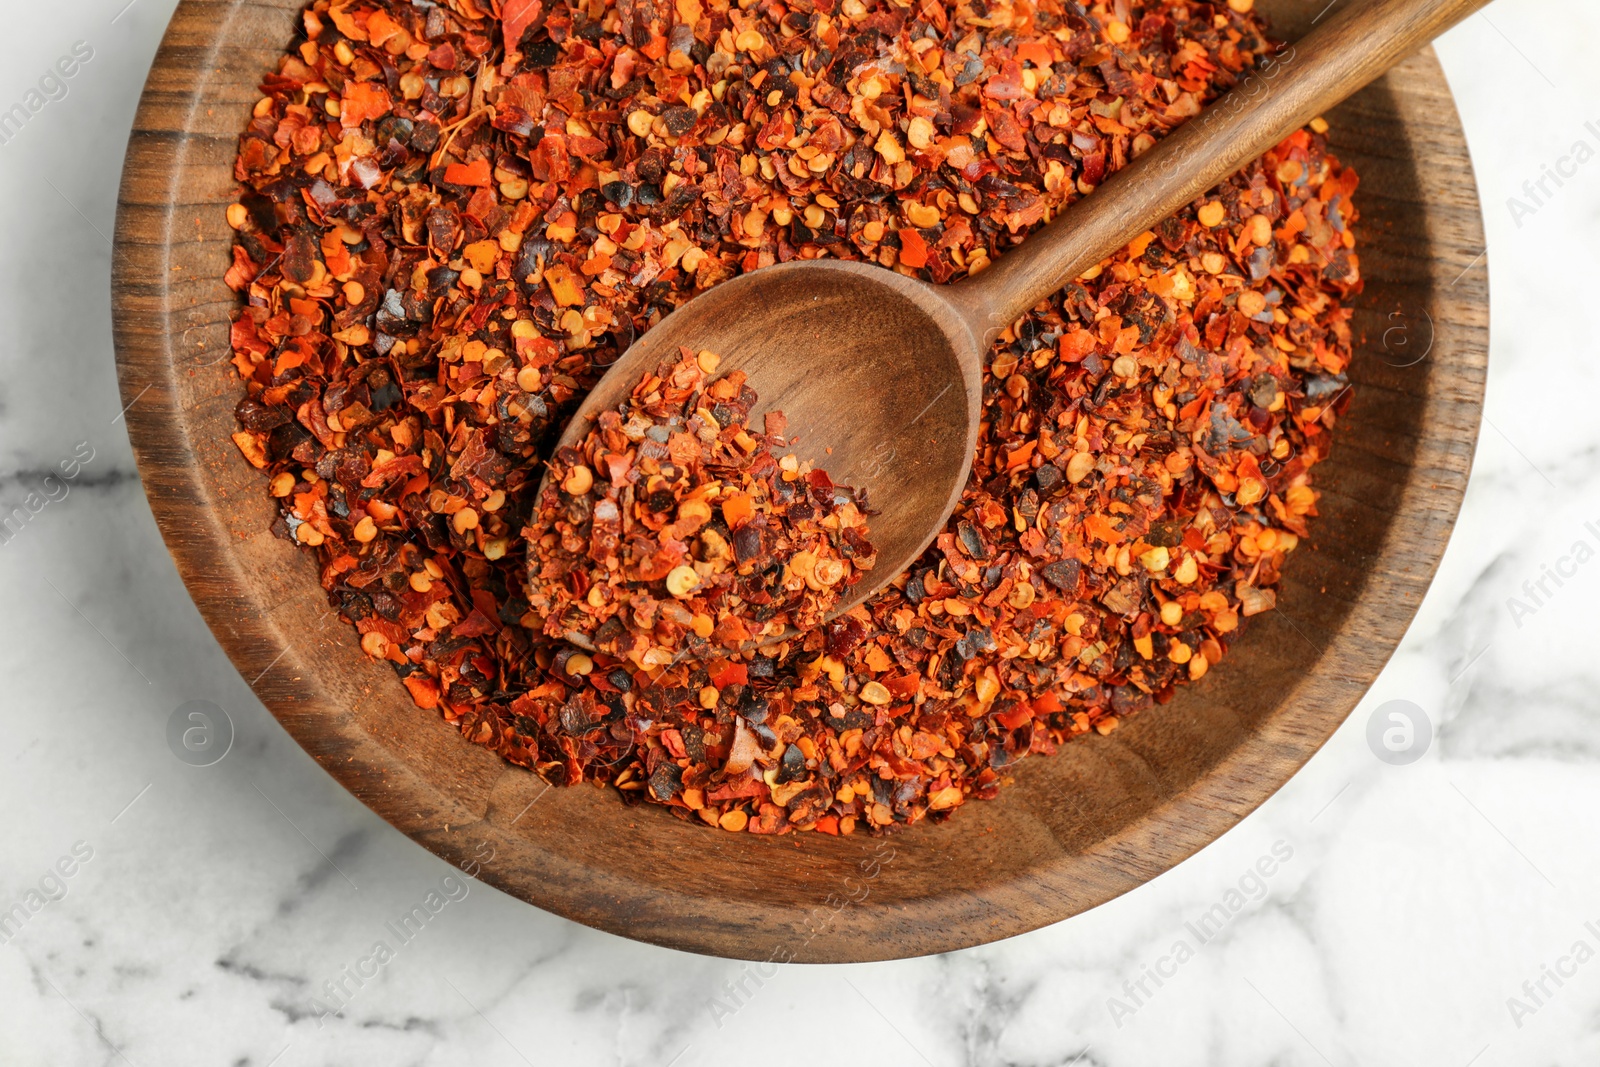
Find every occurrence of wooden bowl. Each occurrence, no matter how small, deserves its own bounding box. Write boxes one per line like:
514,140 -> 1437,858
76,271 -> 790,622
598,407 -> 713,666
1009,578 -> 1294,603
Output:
112,0 -> 1487,962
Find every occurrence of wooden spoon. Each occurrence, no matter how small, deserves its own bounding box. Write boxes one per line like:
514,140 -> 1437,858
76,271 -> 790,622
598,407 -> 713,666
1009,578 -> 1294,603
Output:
536,0 -> 1488,625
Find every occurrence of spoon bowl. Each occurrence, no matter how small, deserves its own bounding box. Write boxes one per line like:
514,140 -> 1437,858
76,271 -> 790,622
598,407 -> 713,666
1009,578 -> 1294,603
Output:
541,258 -> 984,620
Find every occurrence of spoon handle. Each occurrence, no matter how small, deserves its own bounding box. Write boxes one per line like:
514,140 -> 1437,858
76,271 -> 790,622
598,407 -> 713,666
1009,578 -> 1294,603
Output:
947,0 -> 1491,341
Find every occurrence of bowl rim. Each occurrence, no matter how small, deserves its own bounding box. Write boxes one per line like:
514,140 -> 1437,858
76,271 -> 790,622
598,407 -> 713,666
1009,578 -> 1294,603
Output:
111,0 -> 1488,962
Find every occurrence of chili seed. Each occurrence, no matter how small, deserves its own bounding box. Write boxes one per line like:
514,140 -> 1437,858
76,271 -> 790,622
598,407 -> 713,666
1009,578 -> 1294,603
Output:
811,558 -> 846,588
563,466 -> 594,496
665,565 -> 700,598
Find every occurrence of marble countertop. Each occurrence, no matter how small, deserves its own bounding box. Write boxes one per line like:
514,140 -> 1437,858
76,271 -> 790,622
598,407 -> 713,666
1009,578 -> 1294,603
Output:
3,1 -> 1595,1063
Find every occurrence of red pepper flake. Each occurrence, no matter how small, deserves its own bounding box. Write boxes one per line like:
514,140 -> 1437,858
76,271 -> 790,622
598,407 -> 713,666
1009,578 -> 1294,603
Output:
403,676 -> 440,710
443,158 -> 492,187
501,0 -> 542,53
339,81 -> 390,128
898,228 -> 929,270
710,661 -> 748,689
223,0 -> 1360,835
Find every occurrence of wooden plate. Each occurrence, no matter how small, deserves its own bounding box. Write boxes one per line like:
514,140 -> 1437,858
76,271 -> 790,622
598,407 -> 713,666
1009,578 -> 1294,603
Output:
112,0 -> 1487,962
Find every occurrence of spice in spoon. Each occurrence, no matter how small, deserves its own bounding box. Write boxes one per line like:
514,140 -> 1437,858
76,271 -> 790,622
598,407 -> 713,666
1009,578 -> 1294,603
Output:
525,347 -> 875,666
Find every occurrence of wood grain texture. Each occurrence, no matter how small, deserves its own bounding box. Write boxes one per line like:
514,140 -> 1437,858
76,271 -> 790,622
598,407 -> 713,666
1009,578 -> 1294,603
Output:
111,0 -> 1489,962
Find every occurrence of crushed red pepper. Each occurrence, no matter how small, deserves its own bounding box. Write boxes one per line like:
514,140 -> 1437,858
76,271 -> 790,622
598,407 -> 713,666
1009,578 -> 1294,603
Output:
224,0 -> 1359,834
525,346 -> 875,661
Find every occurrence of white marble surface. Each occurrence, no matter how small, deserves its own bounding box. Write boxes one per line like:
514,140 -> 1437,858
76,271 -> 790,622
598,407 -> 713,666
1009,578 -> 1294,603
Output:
1,1 -> 1595,1063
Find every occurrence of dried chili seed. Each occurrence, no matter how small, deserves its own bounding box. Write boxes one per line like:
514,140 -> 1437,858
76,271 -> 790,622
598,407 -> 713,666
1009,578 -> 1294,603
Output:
226,0 -> 1359,834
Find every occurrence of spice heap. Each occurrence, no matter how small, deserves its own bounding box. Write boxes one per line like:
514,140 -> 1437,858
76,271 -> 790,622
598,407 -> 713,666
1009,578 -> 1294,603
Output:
226,0 -> 1359,834
527,347 -> 874,662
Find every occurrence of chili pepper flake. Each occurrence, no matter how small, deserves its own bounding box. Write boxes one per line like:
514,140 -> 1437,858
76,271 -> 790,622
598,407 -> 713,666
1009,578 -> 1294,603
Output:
225,0 -> 1360,835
